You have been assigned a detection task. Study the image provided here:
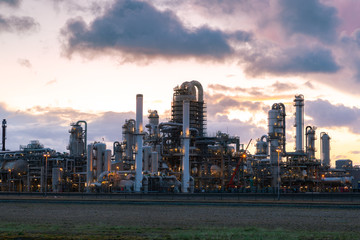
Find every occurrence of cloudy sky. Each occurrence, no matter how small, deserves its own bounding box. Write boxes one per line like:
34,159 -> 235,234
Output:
1,0 -> 360,166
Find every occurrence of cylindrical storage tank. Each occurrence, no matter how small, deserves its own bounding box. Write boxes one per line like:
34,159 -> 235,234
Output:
86,143 -> 94,191
68,124 -> 84,157
122,120 -> 135,160
114,142 -> 123,165
306,126 -> 316,159
320,132 -> 330,167
256,139 -> 268,155
294,95 -> 304,152
148,110 -> 159,127
181,100 -> 190,193
104,149 -> 111,172
52,167 -> 63,192
95,143 -> 106,178
268,109 -> 280,137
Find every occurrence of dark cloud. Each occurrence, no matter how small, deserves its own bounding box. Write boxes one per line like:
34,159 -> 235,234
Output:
0,0 -> 21,7
278,0 -> 340,43
243,46 -> 340,75
306,99 -> 360,134
270,81 -> 315,93
350,151 -> 360,155
271,81 -> 296,92
339,28 -> 360,82
304,81 -> 314,89
61,0 -> 250,61
17,58 -> 31,68
206,93 -> 266,117
0,15 -> 39,34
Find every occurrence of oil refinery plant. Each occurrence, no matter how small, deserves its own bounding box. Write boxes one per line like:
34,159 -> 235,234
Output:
0,81 -> 359,193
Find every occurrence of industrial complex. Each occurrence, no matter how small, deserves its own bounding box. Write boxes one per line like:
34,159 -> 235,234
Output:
0,81 -> 359,193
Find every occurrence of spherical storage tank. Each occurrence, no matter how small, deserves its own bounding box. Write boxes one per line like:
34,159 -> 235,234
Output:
2,159 -> 27,175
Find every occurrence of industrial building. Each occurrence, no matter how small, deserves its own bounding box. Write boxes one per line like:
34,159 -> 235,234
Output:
0,81 -> 358,193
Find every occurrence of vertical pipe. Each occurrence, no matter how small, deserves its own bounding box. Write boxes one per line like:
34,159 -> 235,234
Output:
182,100 -> 190,193
86,144 -> 93,192
2,119 -> 6,151
294,95 -> 304,152
135,94 -> 143,192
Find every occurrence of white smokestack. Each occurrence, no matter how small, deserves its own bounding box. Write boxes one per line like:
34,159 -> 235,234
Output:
294,95 -> 304,152
135,94 -> 143,192
181,100 -> 190,193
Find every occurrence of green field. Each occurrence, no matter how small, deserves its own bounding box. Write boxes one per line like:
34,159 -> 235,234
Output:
0,224 -> 358,240
1,200 -> 360,240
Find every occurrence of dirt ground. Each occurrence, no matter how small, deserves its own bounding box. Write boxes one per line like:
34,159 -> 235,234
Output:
0,202 -> 359,233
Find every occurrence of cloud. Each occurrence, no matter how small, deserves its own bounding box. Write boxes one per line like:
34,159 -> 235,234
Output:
207,83 -> 295,101
206,92 -> 267,117
45,79 -> 57,86
0,15 -> 39,34
207,115 -> 266,142
271,81 -> 297,92
87,111 -> 134,142
340,29 -> 360,82
242,45 -> 340,76
60,0 -> 250,61
0,103 -> 135,152
277,0 -> 340,43
349,151 -> 360,155
306,99 -> 360,134
17,58 -> 32,68
0,0 -> 21,7
304,81 -> 314,89
50,0 -> 105,16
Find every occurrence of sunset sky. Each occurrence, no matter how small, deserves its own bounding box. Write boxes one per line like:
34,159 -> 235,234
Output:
1,0 -> 360,166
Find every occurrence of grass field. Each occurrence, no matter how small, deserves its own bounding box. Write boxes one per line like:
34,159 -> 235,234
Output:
0,224 -> 359,240
0,201 -> 359,239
